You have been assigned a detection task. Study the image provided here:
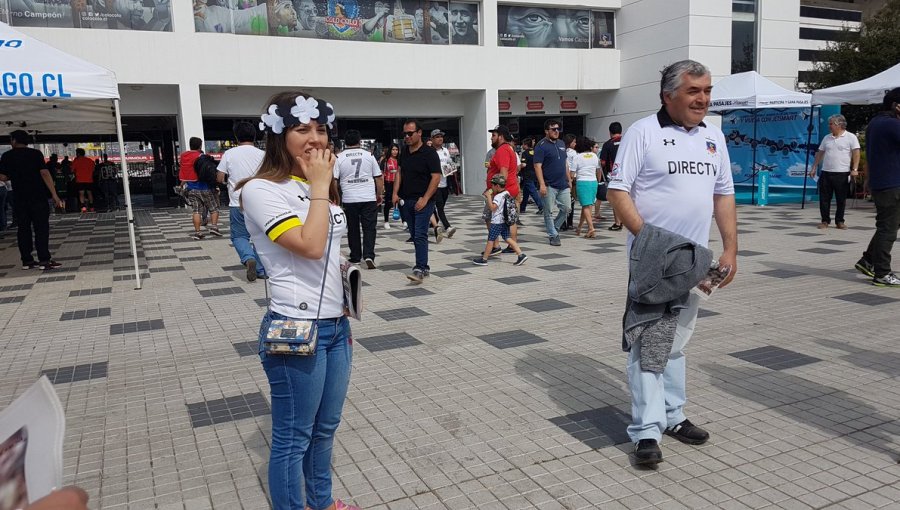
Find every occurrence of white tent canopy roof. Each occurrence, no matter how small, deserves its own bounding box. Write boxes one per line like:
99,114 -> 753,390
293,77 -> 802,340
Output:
0,21 -> 120,135
811,63 -> 900,105
710,71 -> 811,111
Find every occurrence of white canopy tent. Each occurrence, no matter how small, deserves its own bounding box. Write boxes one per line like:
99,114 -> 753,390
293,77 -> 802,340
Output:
0,21 -> 142,288
811,63 -> 900,105
709,71 -> 812,205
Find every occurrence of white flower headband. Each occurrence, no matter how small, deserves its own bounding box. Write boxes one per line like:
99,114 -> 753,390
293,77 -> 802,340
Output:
259,95 -> 336,135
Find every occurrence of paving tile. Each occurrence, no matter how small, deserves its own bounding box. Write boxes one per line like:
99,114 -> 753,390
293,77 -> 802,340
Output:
832,292 -> 899,306
357,332 -> 423,352
377,263 -> 410,271
788,232 -> 823,237
494,275 -> 539,285
148,266 -> 186,273
531,253 -> 569,260
697,309 -> 721,318
373,307 -> 430,321
429,269 -> 470,278
193,276 -> 234,285
478,329 -> 547,349
198,287 -> 246,298
583,247 -> 620,255
538,264 -> 580,272
737,250 -> 767,257
68,287 -> 112,297
518,299 -> 574,312
387,288 -> 435,298
41,361 -> 108,384
232,341 -> 257,357
185,392 -> 270,428
799,248 -> 842,255
254,298 -> 268,307
730,346 -> 822,370
113,273 -> 150,282
817,239 -> 856,246
0,284 -> 34,292
0,295 -> 26,304
221,265 -> 245,271
180,256 -> 213,262
110,319 -> 165,335
756,269 -> 807,279
60,307 -> 111,321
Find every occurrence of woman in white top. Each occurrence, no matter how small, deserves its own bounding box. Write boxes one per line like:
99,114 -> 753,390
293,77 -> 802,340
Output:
238,92 -> 360,510
571,136 -> 601,238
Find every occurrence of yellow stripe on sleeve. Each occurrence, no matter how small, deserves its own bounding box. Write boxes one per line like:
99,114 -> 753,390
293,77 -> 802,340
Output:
266,216 -> 303,241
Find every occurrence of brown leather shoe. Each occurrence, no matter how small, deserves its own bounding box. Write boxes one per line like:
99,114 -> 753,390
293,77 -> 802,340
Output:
836,223 -> 848,230
817,222 -> 828,229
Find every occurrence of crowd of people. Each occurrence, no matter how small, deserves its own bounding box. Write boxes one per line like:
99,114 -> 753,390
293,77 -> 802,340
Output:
0,59 -> 898,509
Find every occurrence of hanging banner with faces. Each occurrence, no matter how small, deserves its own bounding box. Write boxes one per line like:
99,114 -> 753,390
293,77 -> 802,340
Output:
496,6 -> 614,49
7,0 -> 173,31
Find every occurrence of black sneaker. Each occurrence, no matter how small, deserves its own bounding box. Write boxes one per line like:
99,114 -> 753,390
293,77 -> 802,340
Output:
365,258 -> 376,269
39,260 -> 62,270
872,273 -> 900,287
633,439 -> 663,466
405,237 -> 414,243
665,419 -> 709,445
501,246 -> 517,254
190,231 -> 205,240
489,246 -> 502,257
208,227 -> 224,237
472,257 -> 488,266
514,253 -> 528,266
22,262 -> 39,270
855,258 -> 875,277
535,208 -> 544,215
246,259 -> 258,282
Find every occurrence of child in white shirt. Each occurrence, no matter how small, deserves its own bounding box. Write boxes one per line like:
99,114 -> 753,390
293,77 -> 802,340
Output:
473,175 -> 527,266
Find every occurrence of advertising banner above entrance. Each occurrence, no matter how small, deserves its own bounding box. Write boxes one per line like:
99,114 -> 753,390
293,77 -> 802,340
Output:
194,0 -> 479,45
496,6 -> 614,49
3,0 -> 172,31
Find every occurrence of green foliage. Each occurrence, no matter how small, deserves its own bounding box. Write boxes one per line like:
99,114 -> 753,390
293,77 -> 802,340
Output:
807,0 -> 900,130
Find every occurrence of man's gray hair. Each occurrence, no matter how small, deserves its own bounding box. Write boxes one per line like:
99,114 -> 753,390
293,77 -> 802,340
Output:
659,60 -> 710,104
828,114 -> 847,128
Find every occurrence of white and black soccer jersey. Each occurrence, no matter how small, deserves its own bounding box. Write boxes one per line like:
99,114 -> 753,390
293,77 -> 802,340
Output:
608,110 -> 734,248
334,148 -> 382,203
242,176 -> 348,319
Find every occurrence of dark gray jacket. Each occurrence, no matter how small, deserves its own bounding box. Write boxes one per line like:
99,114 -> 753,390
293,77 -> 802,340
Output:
622,224 -> 713,373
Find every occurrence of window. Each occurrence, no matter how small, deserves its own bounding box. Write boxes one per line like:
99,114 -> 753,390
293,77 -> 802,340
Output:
731,0 -> 757,74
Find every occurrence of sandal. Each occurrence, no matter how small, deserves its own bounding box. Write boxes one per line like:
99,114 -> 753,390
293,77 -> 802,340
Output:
574,227 -> 582,236
585,230 -> 596,238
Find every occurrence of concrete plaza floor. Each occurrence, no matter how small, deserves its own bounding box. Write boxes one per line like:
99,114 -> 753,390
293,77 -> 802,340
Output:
0,196 -> 898,509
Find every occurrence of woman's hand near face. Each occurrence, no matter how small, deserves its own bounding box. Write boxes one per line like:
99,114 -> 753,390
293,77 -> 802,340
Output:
296,149 -> 335,192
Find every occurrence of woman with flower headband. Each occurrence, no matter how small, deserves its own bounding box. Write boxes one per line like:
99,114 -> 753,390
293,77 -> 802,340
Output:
237,92 -> 359,510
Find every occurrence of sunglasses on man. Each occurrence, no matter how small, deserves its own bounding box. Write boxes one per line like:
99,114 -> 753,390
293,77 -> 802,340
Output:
403,131 -> 418,137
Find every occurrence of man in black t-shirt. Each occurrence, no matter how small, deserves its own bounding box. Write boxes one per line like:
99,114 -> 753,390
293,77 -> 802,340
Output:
0,131 -> 65,270
518,137 -> 543,213
598,121 -> 623,230
392,119 -> 441,283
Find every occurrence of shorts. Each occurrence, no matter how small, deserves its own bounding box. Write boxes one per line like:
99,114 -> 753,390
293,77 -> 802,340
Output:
596,182 -> 608,201
576,180 -> 598,207
186,189 -> 219,214
487,223 -> 510,241
75,182 -> 93,192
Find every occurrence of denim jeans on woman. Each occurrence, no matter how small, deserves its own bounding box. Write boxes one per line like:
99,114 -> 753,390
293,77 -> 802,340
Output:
258,311 -> 352,510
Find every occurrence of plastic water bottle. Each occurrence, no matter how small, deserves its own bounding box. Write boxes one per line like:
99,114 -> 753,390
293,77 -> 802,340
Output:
392,206 -> 401,221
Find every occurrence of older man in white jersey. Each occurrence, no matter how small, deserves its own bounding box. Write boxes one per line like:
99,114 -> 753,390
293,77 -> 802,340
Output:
608,59 -> 738,466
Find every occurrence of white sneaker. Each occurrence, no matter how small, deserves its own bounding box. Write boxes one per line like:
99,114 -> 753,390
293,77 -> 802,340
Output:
445,226 -> 457,238
383,222 -> 390,230
401,221 -> 407,228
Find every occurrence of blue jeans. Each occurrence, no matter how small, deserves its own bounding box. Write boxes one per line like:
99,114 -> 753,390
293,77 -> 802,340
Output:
401,199 -> 435,271
520,179 -> 543,212
626,294 -> 700,443
258,311 -> 352,510
542,186 -> 571,238
230,207 -> 264,275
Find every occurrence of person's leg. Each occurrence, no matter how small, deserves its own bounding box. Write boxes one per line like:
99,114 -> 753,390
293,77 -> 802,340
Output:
555,187 -> 572,231
531,181 -> 544,211
434,187 -> 450,229
834,173 -> 850,225
303,318 -> 353,510
626,338 -> 667,443
260,312 -> 330,510
207,191 -> 221,230
542,187 -> 560,239
383,182 -> 394,223
78,189 -> 86,208
819,174 -> 834,224
86,190 -> 94,209
361,201 -> 378,261
663,294 -> 700,428
0,187 -> 7,231
865,188 -> 900,278
15,203 -> 35,265
413,202 -> 435,271
32,200 -> 52,263
344,202 -> 362,262
229,207 -> 264,272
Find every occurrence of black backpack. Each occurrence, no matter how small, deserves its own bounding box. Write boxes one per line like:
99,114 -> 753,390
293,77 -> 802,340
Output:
194,154 -> 219,185
502,193 -> 519,226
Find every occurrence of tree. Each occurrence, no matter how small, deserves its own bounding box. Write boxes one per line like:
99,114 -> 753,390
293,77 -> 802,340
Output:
807,0 -> 900,130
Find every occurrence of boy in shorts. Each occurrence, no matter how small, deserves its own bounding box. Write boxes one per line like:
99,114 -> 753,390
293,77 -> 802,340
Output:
473,176 -> 527,266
